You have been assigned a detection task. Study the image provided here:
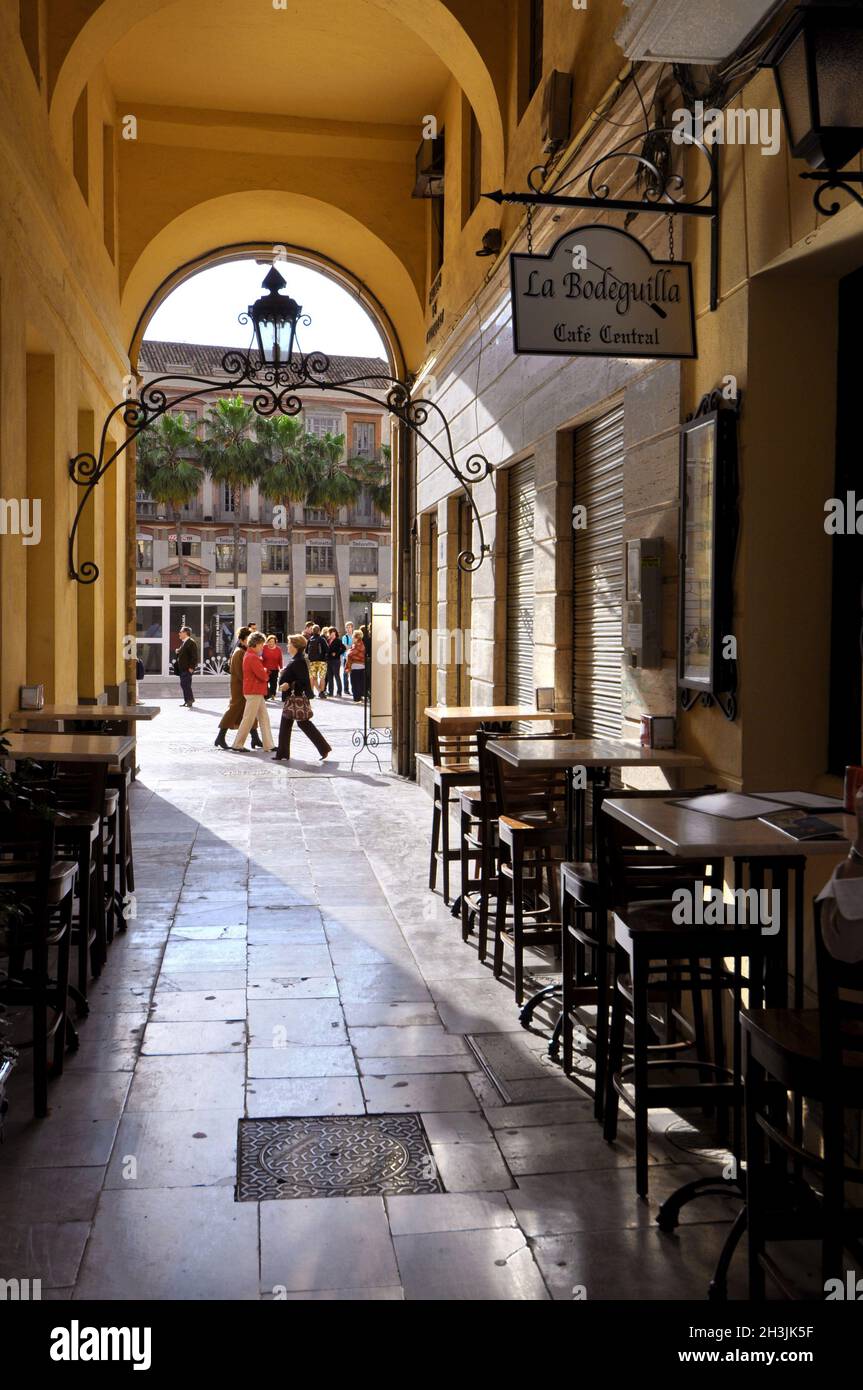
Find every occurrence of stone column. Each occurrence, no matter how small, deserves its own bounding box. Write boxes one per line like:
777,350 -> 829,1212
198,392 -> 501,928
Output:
291,538 -> 306,631
245,536 -> 262,627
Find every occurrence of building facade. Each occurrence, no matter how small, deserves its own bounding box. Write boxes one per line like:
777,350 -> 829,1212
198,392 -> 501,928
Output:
135,341 -> 392,674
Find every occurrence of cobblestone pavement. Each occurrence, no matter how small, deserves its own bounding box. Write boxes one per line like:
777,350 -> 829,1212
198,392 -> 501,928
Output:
0,696 -> 751,1301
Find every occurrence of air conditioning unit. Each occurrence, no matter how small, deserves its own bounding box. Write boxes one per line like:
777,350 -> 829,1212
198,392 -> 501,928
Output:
615,0 -> 785,65
542,70 -> 573,154
412,137 -> 445,199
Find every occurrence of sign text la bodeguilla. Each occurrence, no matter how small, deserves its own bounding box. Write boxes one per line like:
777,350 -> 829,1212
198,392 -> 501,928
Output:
511,226 -> 696,360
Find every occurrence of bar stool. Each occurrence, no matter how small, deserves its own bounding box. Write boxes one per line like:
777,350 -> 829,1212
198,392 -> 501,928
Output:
0,813 -> 77,1116
428,725 -> 480,905
40,764 -> 110,1006
742,901 -> 863,1299
601,807 -> 761,1197
561,786 -> 719,1119
107,763 -> 135,925
101,785 -> 121,943
491,752 -> 568,1004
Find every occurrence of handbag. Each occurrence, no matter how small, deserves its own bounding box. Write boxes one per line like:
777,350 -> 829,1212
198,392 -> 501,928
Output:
283,691 -> 313,722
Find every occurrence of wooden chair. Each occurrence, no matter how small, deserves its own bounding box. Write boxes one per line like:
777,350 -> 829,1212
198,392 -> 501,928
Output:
742,900 -> 863,1298
0,812 -> 77,1116
458,731 -> 499,954
601,804 -> 758,1197
28,763 -> 110,1007
107,763 -> 135,925
428,725 -> 480,905
561,785 -> 718,1120
490,751 -> 568,1004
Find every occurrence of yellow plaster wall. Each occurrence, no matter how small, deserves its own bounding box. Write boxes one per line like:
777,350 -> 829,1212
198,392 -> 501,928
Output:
0,1 -> 129,717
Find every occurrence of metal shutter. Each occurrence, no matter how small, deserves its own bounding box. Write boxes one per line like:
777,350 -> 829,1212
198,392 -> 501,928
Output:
572,405 -> 625,740
506,458 -> 536,710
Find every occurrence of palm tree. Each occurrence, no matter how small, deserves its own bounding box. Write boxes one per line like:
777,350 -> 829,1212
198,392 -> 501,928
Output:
304,430 -> 361,630
255,413 -> 318,619
346,443 -> 392,520
137,412 -> 201,588
199,396 -> 266,588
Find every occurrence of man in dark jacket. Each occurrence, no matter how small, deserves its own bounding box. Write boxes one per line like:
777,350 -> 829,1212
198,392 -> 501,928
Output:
175,626 -> 199,707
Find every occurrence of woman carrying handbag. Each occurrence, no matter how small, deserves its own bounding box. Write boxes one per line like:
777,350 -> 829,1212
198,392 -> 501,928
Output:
274,633 -> 333,763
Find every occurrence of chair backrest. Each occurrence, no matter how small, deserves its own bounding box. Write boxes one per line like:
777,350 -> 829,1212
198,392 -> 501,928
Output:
489,744 -> 568,823
597,786 -> 720,915
25,762 -> 107,818
476,730 -> 561,803
814,896 -> 863,1069
430,723 -> 480,770
0,810 -> 57,914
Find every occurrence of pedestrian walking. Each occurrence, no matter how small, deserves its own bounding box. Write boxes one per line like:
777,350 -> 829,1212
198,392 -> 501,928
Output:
262,634 -> 283,698
232,633 -> 275,751
306,624 -> 329,698
325,627 -> 343,697
214,626 -> 262,749
346,629 -> 366,703
341,621 -> 354,698
174,625 -> 198,707
274,634 -> 332,763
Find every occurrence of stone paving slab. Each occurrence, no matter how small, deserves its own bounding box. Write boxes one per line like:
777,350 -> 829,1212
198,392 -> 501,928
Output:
0,697 -> 753,1301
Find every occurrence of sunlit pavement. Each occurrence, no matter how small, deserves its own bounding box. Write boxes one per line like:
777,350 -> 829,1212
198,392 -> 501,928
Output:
0,697 -> 748,1301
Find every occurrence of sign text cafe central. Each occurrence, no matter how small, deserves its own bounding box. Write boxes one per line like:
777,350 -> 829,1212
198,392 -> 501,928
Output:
511,225 -> 696,360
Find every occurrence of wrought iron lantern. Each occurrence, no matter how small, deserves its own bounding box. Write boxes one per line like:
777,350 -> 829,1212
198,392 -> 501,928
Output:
246,265 -> 305,366
762,0 -> 863,212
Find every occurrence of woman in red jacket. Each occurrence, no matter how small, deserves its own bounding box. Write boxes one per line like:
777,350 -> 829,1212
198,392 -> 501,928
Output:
232,633 -> 275,751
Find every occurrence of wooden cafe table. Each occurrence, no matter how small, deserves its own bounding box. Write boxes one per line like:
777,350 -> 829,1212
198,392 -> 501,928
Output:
600,792 -> 852,1286
487,737 -> 704,860
12,705 -> 159,737
1,732 -> 135,766
425,705 -> 573,736
12,706 -> 159,782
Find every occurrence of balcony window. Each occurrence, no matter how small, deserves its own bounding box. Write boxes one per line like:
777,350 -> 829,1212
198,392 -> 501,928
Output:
136,538 -> 153,571
350,545 -> 378,576
215,541 -> 246,572
304,506 -> 328,524
262,542 -> 291,573
136,493 -> 158,519
306,544 -> 333,575
305,414 -> 341,439
351,422 -> 376,459
223,483 -> 238,514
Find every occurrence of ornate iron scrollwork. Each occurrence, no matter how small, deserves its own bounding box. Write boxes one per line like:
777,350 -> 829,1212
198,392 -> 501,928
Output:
485,126 -> 721,311
799,171 -> 863,218
69,347 -> 493,584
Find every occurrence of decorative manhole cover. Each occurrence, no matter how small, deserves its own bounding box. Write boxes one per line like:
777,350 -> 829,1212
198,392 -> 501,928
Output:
236,1114 -> 443,1201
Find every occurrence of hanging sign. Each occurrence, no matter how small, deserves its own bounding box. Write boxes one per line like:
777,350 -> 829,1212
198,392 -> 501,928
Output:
511,226 -> 696,360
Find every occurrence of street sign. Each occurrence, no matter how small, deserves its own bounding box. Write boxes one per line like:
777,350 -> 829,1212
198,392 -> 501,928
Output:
511,225 -> 696,359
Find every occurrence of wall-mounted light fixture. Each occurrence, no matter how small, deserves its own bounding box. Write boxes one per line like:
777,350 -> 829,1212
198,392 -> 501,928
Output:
761,0 -> 863,214
476,229 -> 503,258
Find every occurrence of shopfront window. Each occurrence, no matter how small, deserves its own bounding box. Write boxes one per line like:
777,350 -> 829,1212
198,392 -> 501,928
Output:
262,542 -> 290,573
215,541 -> 247,572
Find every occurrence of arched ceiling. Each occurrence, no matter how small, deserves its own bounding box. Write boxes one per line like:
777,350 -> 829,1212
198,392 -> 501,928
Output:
50,0 -> 505,179
102,0 -> 450,124
122,191 -> 424,371
49,0 -> 507,374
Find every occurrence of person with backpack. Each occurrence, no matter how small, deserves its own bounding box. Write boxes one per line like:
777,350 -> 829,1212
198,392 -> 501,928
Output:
274,634 -> 332,763
305,624 -> 328,698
